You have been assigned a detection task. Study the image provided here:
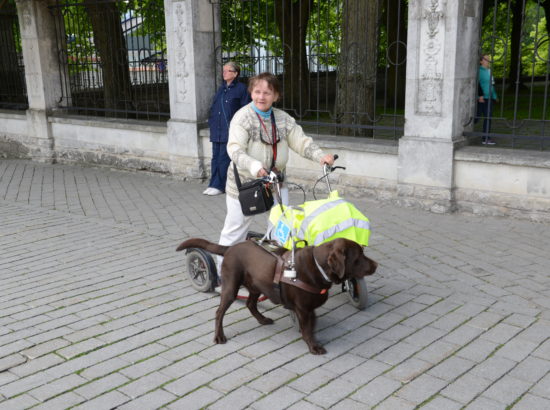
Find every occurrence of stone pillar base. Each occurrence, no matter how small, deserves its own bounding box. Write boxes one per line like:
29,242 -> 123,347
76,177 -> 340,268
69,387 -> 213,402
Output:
396,183 -> 456,214
167,119 -> 206,180
397,136 -> 465,213
26,109 -> 55,163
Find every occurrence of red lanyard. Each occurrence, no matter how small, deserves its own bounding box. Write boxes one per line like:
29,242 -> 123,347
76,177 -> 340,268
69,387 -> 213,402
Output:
256,113 -> 277,166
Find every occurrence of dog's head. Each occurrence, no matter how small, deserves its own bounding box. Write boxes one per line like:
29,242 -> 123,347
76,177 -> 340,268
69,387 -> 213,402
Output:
323,238 -> 377,283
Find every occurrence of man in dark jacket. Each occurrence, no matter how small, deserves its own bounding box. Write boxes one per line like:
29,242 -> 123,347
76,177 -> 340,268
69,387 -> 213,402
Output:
204,62 -> 251,195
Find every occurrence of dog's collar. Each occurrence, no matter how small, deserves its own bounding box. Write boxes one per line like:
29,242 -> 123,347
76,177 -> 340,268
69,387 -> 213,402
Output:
313,252 -> 332,283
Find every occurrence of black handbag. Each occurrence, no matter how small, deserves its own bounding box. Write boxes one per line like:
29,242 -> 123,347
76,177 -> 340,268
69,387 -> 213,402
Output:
234,163 -> 274,216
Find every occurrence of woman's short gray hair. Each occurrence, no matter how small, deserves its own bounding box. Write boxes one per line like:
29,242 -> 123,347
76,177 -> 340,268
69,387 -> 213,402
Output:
224,61 -> 241,77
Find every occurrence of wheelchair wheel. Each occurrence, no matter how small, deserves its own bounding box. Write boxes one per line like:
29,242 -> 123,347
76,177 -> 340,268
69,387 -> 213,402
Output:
186,248 -> 217,292
345,278 -> 368,310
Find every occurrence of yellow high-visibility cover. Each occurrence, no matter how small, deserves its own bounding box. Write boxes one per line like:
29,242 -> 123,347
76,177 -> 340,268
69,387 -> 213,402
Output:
269,191 -> 371,250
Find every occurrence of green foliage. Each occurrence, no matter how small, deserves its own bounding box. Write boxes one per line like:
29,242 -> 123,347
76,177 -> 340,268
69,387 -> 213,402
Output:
481,1 -> 550,78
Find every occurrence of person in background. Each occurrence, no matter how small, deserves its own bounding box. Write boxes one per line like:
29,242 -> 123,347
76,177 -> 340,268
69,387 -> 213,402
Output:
204,62 -> 251,195
215,72 -> 334,292
477,53 -> 498,145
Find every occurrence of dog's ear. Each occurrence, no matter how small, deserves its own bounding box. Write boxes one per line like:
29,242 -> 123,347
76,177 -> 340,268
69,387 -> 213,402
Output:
327,247 -> 346,279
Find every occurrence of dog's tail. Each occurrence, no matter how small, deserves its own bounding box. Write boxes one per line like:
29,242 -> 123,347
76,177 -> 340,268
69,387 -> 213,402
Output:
176,238 -> 228,256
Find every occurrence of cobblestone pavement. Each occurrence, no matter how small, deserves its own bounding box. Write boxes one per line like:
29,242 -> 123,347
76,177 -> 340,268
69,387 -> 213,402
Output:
1,159 -> 550,410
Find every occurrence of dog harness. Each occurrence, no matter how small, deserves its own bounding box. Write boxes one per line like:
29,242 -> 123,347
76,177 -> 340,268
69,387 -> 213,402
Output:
249,238 -> 331,305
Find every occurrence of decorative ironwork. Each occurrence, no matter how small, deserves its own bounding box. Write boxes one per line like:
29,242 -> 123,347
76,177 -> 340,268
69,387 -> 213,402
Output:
213,0 -> 407,139
465,0 -> 550,150
48,0 -> 169,120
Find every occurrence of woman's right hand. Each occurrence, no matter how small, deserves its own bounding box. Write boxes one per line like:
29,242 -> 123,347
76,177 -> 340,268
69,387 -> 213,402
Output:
257,168 -> 269,177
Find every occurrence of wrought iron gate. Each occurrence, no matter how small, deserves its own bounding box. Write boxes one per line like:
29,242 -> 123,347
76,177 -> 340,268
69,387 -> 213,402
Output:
213,0 -> 407,139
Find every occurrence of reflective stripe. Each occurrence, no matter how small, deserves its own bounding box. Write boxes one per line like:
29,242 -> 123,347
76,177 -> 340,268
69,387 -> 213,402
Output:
298,199 -> 347,239
313,218 -> 371,246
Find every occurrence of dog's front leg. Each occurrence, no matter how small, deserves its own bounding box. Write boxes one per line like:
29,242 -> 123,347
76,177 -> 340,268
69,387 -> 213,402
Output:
296,309 -> 326,355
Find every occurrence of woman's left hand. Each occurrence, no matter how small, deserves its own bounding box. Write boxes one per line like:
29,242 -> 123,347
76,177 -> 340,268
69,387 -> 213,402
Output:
320,154 -> 335,166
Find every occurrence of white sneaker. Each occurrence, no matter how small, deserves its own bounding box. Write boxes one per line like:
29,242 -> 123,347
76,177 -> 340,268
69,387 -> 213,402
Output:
206,188 -> 224,196
214,285 -> 221,294
202,187 -> 212,195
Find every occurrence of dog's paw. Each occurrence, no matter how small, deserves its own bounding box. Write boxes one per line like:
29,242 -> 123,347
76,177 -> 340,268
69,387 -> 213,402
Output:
309,345 -> 327,355
214,334 -> 227,344
259,317 -> 274,325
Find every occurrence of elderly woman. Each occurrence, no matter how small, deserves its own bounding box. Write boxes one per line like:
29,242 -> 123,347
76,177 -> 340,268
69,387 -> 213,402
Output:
204,62 -> 251,196
216,72 -> 334,289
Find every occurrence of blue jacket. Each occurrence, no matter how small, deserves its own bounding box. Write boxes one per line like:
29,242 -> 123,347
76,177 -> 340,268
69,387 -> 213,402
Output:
208,80 -> 251,143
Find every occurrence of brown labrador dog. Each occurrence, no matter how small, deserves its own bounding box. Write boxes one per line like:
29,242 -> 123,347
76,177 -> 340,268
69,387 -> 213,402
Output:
176,237 -> 377,354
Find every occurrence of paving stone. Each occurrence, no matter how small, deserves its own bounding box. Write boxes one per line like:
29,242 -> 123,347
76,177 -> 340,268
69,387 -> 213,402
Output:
28,373 -> 87,402
440,373 -> 493,404
350,376 -> 402,407
510,393 -> 550,410
396,373 -> 447,404
0,354 -> 27,372
427,356 -> 476,381
249,386 -> 304,410
166,386 -> 222,409
464,395 -> 507,410
482,375 -> 532,406
2,160 -> 550,409
419,395 -> 462,410
72,390 -> 130,410
31,392 -> 86,410
116,389 -> 177,410
208,385 -> 263,410
74,372 -> 130,400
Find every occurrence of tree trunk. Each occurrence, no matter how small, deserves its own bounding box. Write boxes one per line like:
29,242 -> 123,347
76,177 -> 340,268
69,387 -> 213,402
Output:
508,0 -> 525,89
385,0 -> 406,109
274,0 -> 311,116
336,0 -> 378,137
0,9 -> 26,108
85,1 -> 133,116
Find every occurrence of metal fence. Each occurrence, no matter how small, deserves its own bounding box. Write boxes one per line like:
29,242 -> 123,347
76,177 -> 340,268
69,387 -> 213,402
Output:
49,0 -> 169,120
465,0 -> 550,150
213,0 -> 407,139
0,8 -> 28,110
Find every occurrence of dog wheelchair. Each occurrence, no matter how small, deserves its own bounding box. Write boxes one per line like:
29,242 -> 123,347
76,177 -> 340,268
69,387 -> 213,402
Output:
185,155 -> 370,310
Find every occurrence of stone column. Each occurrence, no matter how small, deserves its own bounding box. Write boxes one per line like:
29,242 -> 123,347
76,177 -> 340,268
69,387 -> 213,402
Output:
16,0 -> 63,163
398,0 -> 482,212
164,0 -> 217,179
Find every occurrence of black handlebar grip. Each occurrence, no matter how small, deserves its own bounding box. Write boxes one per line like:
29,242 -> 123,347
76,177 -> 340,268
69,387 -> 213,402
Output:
333,154 -> 339,161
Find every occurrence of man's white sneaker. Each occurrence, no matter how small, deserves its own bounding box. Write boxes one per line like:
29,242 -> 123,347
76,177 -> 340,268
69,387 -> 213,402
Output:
206,188 -> 224,196
202,187 -> 213,195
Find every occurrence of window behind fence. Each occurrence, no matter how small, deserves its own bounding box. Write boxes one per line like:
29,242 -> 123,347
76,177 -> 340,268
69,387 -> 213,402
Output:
466,0 -> 550,150
215,0 -> 407,139
0,7 -> 27,111
49,0 -> 168,121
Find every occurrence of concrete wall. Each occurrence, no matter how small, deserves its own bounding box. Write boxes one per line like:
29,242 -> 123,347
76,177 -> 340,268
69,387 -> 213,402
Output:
3,109 -> 550,222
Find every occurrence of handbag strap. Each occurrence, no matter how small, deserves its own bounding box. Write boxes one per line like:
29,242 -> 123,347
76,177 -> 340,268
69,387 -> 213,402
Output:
233,162 -> 242,189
